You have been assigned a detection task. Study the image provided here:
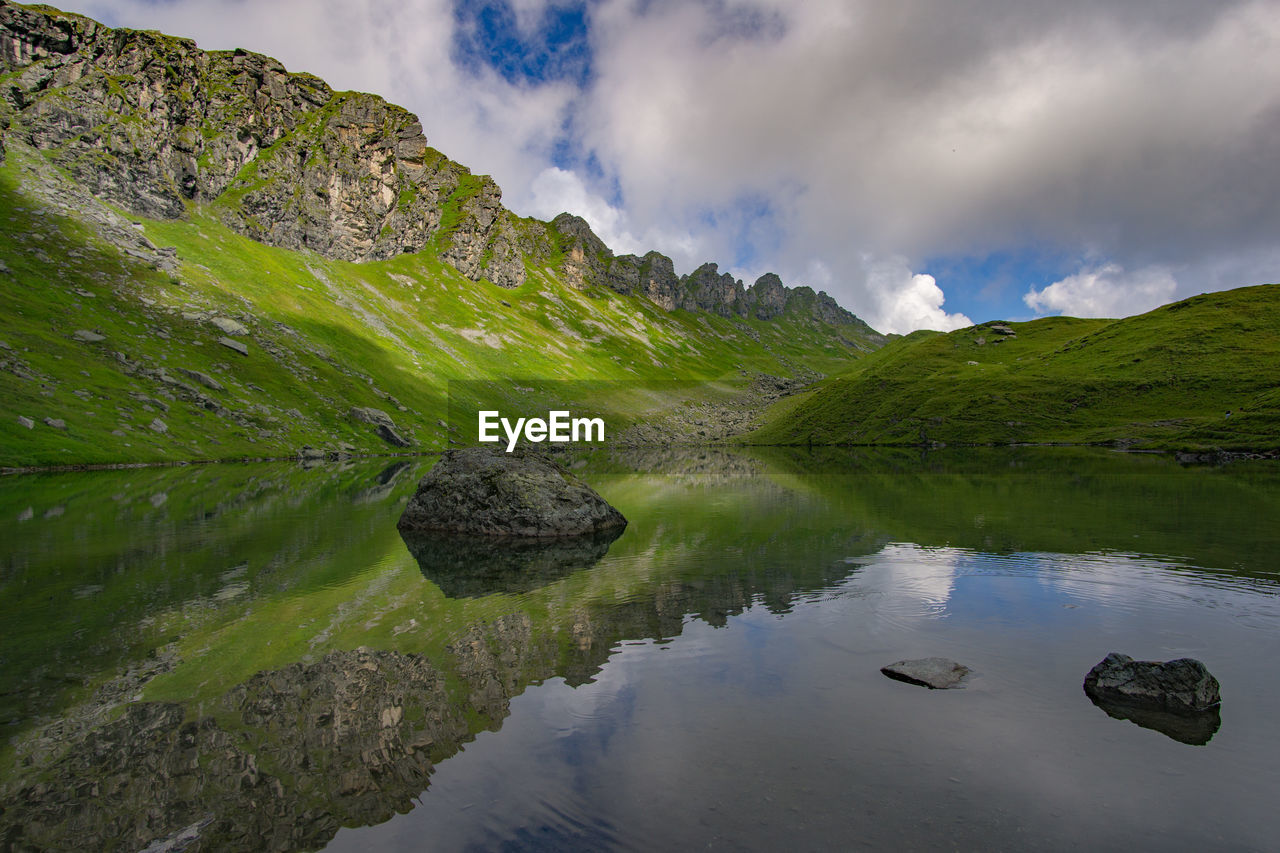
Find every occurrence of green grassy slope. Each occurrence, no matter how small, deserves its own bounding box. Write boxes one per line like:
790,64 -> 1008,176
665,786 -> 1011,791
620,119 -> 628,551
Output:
0,142 -> 867,468
747,285 -> 1280,450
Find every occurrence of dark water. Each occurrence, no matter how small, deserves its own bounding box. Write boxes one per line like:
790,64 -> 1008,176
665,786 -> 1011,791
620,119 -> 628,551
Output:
1,449 -> 1279,851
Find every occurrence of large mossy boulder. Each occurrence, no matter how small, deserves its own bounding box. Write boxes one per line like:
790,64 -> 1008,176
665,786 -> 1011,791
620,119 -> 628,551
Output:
397,448 -> 627,537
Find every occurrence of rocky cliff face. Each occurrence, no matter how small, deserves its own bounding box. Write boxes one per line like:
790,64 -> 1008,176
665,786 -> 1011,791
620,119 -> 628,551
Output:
1,0 -> 880,337
550,215 -> 881,336
0,0 -> 533,286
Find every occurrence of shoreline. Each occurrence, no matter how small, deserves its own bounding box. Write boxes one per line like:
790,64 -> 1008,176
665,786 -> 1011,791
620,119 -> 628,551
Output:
0,450 -> 434,477
4,441 -> 1278,477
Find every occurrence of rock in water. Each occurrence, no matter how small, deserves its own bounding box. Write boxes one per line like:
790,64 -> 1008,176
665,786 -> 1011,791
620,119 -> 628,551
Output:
1083,652 -> 1220,713
881,657 -> 970,689
398,448 -> 627,537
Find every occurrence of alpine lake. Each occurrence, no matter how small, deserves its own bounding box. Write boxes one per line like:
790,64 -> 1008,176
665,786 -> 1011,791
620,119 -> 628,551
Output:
2,447 -> 1278,852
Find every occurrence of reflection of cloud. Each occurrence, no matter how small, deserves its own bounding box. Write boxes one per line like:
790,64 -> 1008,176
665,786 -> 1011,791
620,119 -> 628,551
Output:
867,543 -> 963,617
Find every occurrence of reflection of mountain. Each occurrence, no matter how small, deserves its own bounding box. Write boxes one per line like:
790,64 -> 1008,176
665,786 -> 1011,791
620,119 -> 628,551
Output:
4,446 -> 1276,849
0,545 -> 866,851
757,446 -> 1280,578
0,455 -> 874,850
2,649 -> 466,852
403,525 -> 625,597
0,459 -> 427,751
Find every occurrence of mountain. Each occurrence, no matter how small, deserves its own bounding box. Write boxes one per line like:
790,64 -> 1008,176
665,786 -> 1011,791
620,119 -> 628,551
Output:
747,284 -> 1280,452
0,0 -> 884,468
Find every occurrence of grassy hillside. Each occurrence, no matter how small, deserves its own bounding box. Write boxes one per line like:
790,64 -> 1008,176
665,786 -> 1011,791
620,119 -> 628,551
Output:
0,141 -> 868,468
747,285 -> 1280,451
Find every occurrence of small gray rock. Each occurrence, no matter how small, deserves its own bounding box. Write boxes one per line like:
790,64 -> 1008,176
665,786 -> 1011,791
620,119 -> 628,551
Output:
17,415 -> 34,429
176,368 -> 224,391
149,418 -> 168,433
73,329 -> 105,342
377,424 -> 413,448
43,417 -> 66,430
1083,652 -> 1220,713
881,657 -> 970,689
209,316 -> 248,336
218,336 -> 248,356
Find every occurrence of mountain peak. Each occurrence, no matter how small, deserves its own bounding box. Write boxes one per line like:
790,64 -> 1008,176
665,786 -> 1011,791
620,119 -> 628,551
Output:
1,0 -> 879,334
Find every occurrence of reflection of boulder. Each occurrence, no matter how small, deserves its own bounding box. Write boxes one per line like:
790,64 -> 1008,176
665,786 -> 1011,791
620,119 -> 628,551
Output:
398,448 -> 626,537
1087,693 -> 1222,745
402,524 -> 624,597
352,460 -> 414,504
1083,652 -> 1222,745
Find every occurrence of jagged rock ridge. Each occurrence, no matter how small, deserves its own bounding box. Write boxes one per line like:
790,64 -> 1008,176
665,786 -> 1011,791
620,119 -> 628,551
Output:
0,0 -> 540,287
550,212 -> 880,337
0,0 -> 880,338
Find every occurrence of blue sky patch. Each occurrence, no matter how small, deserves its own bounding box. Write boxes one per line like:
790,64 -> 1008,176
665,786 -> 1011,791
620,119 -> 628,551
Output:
922,248 -> 1080,322
452,0 -> 594,88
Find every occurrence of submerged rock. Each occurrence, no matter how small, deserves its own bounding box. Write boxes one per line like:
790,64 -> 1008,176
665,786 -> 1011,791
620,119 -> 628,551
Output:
1083,652 -> 1221,713
881,657 -> 970,689
397,447 -> 627,537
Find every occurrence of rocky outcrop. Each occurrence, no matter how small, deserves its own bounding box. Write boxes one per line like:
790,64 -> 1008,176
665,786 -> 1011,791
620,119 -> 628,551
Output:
880,657 -> 971,689
397,447 -> 627,537
551,212 -> 613,291
0,0 -> 532,286
1083,652 -> 1221,713
548,213 -> 881,335
348,406 -> 411,447
744,272 -> 787,320
0,0 -> 883,335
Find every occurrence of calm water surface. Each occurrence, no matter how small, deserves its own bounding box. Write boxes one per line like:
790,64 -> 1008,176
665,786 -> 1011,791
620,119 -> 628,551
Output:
1,448 -> 1278,851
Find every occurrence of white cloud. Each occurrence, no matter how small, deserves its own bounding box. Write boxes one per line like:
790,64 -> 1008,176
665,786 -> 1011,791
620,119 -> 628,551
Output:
528,167 -> 645,255
864,258 -> 972,334
50,0 -> 1280,326
1024,263 -> 1179,318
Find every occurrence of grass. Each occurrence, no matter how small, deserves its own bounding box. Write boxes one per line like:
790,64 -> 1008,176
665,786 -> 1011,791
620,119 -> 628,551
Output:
746,286 -> 1280,451
0,139 -> 874,468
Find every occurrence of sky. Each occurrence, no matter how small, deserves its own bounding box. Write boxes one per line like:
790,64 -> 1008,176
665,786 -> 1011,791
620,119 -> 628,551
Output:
59,0 -> 1280,333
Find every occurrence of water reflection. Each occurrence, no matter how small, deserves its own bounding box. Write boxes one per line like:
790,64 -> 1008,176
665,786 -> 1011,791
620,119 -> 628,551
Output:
1085,692 -> 1222,745
0,448 -> 1277,851
402,525 -> 625,598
